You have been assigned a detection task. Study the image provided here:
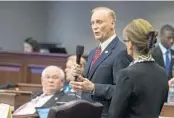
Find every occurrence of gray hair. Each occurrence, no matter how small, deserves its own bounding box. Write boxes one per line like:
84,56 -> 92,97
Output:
92,7 -> 116,22
41,65 -> 65,80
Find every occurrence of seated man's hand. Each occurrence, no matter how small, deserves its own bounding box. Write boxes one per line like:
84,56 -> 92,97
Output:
70,75 -> 95,92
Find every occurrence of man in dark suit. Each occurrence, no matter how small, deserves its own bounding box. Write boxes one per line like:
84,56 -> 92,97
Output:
70,7 -> 132,117
13,66 -> 77,115
152,24 -> 174,80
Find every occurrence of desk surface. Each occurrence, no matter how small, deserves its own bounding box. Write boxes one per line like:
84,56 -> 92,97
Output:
13,114 -> 38,118
160,103 -> 174,117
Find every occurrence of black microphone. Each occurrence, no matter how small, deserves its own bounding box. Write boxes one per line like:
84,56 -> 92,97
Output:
75,45 -> 84,81
76,45 -> 84,64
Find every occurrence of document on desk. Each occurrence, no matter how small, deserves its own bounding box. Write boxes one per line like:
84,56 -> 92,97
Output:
0,103 -> 12,118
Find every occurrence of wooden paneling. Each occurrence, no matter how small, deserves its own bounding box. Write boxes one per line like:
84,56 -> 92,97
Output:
27,64 -> 45,84
0,51 -> 68,84
0,63 -> 21,84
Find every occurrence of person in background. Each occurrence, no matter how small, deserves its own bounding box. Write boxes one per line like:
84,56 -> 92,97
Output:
64,55 -> 86,93
108,19 -> 168,118
152,24 -> 174,80
24,37 -> 40,53
13,66 -> 77,115
70,7 -> 132,118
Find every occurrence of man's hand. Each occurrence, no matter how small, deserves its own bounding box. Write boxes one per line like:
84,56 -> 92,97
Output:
169,78 -> 174,87
65,64 -> 82,81
70,75 -> 95,92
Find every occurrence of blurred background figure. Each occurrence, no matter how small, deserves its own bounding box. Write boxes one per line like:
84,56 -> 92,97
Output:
24,37 -> 40,53
64,55 -> 86,93
152,24 -> 174,80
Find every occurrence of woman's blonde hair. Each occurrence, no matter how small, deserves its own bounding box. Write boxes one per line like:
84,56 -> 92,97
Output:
123,19 -> 157,54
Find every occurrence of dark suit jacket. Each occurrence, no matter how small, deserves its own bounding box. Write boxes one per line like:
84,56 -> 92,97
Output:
109,62 -> 168,118
32,91 -> 77,108
151,45 -> 174,79
83,37 -> 132,117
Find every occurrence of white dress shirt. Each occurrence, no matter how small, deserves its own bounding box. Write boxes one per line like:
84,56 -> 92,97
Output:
99,34 -> 116,53
13,93 -> 53,115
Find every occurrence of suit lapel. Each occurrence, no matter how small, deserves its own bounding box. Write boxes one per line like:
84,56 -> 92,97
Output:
42,91 -> 64,107
169,50 -> 174,77
83,49 -> 96,78
156,46 -> 165,67
88,37 -> 119,80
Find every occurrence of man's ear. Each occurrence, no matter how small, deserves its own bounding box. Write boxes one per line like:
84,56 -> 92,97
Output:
111,20 -> 116,29
61,79 -> 65,83
61,79 -> 65,87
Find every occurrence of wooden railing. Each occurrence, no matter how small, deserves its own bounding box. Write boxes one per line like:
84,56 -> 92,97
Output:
0,51 -> 68,84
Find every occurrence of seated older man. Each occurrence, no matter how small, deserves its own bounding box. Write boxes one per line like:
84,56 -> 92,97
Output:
13,65 -> 77,115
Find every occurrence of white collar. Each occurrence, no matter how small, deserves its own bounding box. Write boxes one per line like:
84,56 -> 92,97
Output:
159,42 -> 169,54
99,34 -> 116,52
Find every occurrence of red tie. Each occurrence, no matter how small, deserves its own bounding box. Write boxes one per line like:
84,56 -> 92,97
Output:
90,46 -> 101,68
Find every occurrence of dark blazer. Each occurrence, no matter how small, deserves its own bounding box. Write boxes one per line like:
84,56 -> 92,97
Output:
151,45 -> 174,79
32,91 -> 78,108
109,62 -> 169,118
83,37 -> 132,117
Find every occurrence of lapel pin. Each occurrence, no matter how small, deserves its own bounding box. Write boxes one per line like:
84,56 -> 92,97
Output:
105,50 -> 108,54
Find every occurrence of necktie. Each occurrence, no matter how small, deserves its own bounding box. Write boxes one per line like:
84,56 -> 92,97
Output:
90,46 -> 101,68
165,49 -> 171,74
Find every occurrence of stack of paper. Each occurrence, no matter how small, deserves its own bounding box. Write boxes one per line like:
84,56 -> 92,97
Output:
0,103 -> 12,118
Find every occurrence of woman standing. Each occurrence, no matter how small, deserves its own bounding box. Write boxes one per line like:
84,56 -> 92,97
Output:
109,19 -> 168,118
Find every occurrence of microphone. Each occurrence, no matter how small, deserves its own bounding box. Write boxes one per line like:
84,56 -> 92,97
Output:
75,45 -> 84,81
76,45 -> 84,64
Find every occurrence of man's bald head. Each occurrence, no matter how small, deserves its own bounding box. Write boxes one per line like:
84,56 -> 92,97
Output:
41,66 -> 65,95
41,66 -> 65,80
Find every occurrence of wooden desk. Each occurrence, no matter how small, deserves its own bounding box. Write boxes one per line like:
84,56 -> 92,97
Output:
13,114 -> 38,118
0,92 -> 16,110
8,83 -> 42,92
0,51 -> 68,84
0,83 -> 42,110
160,103 -> 174,117
0,90 -> 32,110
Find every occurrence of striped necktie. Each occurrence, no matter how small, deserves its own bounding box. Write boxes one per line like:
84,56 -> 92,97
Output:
90,46 -> 101,68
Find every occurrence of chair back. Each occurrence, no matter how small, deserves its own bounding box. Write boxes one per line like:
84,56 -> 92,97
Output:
48,99 -> 103,118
